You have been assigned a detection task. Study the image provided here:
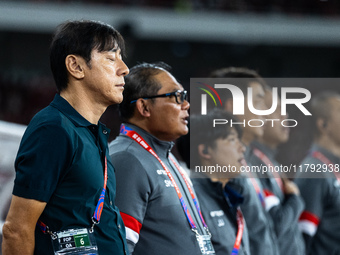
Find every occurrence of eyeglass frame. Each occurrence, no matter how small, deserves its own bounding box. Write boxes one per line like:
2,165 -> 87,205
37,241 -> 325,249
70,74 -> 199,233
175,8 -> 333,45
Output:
130,90 -> 188,104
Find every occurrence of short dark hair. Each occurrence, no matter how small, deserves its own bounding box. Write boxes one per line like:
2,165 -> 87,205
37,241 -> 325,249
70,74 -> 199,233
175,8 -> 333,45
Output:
310,90 -> 340,137
50,20 -> 125,92
119,62 -> 172,122
209,67 -> 268,108
189,109 -> 243,167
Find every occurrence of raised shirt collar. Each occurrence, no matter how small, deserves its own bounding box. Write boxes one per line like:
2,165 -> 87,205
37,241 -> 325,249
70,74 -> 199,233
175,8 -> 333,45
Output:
311,143 -> 340,164
224,183 -> 244,208
50,94 -> 109,131
121,123 -> 174,158
251,140 -> 277,160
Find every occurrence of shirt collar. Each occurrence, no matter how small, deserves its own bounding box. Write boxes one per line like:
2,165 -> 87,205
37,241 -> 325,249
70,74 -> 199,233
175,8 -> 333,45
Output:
251,140 -> 277,159
50,94 -> 93,127
311,143 -> 340,164
121,123 -> 174,158
244,145 -> 252,162
204,179 -> 244,208
50,94 -> 109,134
223,184 -> 244,208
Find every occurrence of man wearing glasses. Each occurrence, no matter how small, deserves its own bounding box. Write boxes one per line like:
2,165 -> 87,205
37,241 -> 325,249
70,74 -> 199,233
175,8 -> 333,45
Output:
109,62 -> 215,255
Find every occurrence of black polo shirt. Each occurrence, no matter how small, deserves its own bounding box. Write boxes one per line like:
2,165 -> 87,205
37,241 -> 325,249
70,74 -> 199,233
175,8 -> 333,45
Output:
14,94 -> 128,255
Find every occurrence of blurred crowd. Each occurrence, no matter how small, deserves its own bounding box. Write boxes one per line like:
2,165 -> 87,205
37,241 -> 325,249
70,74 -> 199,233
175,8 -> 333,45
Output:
0,76 -> 55,125
11,0 -> 340,16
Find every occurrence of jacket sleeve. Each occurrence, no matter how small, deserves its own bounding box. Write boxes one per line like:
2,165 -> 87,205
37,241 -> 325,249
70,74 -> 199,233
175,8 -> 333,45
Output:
110,151 -> 152,254
229,178 -> 279,255
267,193 -> 304,237
295,177 -> 326,252
260,178 -> 305,237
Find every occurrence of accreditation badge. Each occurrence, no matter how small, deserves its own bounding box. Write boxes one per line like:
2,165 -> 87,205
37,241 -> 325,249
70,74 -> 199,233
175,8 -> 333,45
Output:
196,234 -> 215,255
51,228 -> 98,255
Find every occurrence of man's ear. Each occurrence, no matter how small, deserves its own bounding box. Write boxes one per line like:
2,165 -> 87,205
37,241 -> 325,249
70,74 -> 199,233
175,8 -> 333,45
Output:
198,144 -> 212,160
136,99 -> 151,117
224,98 -> 233,112
316,118 -> 328,134
65,55 -> 85,80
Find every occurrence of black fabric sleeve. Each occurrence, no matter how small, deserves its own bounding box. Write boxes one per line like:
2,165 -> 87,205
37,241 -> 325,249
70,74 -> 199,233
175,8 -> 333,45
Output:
13,124 -> 73,202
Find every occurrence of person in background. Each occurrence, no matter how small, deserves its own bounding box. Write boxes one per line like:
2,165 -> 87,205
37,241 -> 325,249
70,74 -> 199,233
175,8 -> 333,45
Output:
109,62 -> 215,255
2,20 -> 129,255
249,86 -> 305,255
188,108 -> 251,255
295,91 -> 340,255
209,67 -> 280,255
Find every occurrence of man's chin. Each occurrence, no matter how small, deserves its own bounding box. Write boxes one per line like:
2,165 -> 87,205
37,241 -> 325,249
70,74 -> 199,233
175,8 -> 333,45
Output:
182,127 -> 189,136
112,95 -> 124,105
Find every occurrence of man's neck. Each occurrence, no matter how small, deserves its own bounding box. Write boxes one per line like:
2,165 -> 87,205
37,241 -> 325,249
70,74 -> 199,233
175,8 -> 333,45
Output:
60,88 -> 106,125
127,118 -> 176,142
257,137 -> 278,150
316,136 -> 340,158
241,136 -> 251,147
201,159 -> 230,185
211,178 -> 229,187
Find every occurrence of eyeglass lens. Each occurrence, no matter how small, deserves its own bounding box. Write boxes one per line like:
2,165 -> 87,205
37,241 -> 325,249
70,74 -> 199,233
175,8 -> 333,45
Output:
176,91 -> 187,104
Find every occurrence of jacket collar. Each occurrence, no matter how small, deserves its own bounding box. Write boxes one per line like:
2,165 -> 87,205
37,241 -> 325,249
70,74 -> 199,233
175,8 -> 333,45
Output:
310,143 -> 340,164
121,123 -> 174,158
251,140 -> 277,160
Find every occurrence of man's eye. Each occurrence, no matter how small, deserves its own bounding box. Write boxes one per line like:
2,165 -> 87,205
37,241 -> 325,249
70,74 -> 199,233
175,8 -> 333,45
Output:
228,137 -> 236,142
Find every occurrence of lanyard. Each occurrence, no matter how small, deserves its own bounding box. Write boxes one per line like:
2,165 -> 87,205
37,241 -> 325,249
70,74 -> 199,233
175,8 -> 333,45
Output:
231,209 -> 245,255
170,156 -> 208,229
38,156 -> 108,235
92,156 -> 108,223
120,124 -> 208,230
243,160 -> 265,208
223,187 -> 245,255
311,151 -> 340,182
252,148 -> 284,192
247,173 -> 265,208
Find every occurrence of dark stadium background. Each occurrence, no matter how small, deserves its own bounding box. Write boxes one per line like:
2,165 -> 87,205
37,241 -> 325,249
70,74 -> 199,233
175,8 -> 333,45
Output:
1,1 -> 340,250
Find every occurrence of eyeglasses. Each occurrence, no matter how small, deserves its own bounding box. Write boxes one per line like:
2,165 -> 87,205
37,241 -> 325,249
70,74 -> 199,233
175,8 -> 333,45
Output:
130,90 -> 188,104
